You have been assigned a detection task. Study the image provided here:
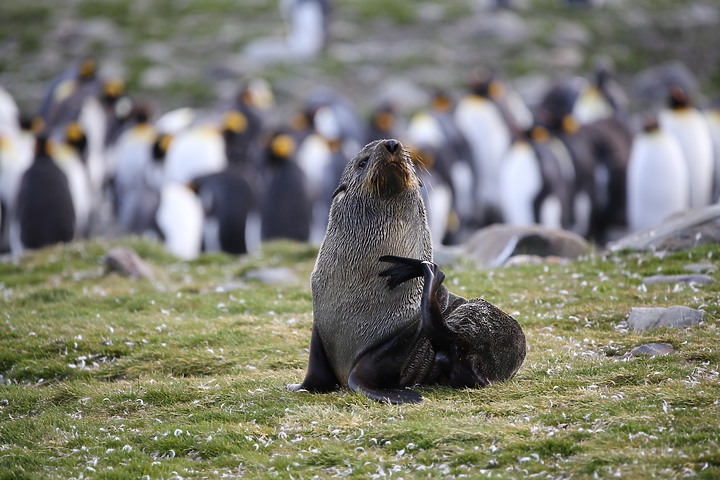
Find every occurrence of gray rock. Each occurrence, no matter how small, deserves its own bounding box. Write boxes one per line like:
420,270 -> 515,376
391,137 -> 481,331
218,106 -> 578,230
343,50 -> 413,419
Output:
642,274 -> 715,285
472,10 -> 534,44
684,263 -> 717,274
626,305 -> 704,331
244,266 -> 299,284
502,254 -> 570,267
624,342 -> 675,358
212,281 -> 246,293
462,224 -> 590,268
608,205 -> 720,253
551,22 -> 591,47
104,247 -> 154,279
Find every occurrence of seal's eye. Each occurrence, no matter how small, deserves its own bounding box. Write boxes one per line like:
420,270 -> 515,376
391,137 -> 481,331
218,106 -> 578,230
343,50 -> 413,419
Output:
357,157 -> 369,169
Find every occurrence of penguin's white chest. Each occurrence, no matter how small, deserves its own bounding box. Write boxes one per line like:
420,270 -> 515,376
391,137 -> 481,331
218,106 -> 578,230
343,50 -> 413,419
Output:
627,130 -> 689,232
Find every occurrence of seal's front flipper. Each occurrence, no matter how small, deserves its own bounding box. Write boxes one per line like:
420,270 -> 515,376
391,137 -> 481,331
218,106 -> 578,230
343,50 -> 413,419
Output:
288,327 -> 340,393
378,255 -> 425,290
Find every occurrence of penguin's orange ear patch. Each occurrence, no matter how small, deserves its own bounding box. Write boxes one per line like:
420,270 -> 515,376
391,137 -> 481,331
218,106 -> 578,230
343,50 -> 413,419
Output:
157,133 -> 173,154
271,134 -> 295,158
66,122 -> 84,142
531,125 -> 549,143
562,115 -> 579,135
223,111 -> 248,133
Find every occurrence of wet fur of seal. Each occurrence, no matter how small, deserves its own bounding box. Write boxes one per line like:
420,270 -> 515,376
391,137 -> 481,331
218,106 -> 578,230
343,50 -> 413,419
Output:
288,139 -> 526,403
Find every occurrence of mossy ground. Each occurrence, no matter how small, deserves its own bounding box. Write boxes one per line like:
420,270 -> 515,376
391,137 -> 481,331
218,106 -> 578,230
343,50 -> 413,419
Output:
1,237 -> 718,479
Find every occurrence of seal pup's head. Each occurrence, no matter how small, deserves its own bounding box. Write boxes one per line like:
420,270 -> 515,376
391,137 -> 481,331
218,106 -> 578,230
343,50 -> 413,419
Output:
333,139 -> 420,200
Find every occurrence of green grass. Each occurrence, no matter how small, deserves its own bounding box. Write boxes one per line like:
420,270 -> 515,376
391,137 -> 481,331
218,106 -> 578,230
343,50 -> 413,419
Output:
0,237 -> 718,479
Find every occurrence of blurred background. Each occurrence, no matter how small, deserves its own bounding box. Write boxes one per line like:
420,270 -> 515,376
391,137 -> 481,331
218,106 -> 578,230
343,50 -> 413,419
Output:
1,0 -> 718,117
1,0 -> 719,260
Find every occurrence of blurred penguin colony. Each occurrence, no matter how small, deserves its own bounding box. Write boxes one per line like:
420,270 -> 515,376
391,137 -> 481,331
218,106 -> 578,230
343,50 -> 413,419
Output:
1,56 -> 719,260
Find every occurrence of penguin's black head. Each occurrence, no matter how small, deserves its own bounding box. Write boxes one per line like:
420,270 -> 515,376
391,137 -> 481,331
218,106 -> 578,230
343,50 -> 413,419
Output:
641,115 -> 660,133
668,85 -> 691,110
132,103 -> 152,124
372,103 -> 395,132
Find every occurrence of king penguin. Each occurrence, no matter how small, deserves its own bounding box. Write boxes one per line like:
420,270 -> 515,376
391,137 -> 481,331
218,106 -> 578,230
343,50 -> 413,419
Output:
155,182 -> 204,261
499,133 -> 544,226
454,72 -> 517,225
410,145 -> 455,246
572,59 -> 628,125
627,116 -> 689,232
53,122 -> 93,237
260,131 -> 313,243
190,167 -> 255,255
0,116 -> 41,252
280,0 -> 332,57
659,86 -> 714,208
14,136 -> 75,252
162,113 -> 235,185
111,104 -> 158,231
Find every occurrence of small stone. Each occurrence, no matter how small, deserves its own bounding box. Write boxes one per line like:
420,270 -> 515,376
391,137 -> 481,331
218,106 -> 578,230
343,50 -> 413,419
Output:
625,342 -> 675,358
502,254 -> 569,267
626,305 -> 704,331
104,247 -> 154,279
684,263 -> 717,274
642,274 -> 714,285
213,281 -> 246,293
244,267 -> 298,284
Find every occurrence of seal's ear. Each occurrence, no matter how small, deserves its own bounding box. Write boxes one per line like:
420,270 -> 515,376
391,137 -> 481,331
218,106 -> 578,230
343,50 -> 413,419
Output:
332,183 -> 348,199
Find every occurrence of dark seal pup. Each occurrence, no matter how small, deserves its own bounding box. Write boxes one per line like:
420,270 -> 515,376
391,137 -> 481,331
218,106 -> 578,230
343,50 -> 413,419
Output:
288,139 -> 526,403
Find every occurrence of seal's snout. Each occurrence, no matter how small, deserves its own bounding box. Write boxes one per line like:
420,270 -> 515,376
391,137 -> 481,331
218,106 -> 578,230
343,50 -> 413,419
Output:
384,139 -> 401,154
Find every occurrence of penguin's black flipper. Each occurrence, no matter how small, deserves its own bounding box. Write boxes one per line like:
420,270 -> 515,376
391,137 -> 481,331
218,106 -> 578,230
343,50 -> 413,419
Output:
378,255 -> 425,290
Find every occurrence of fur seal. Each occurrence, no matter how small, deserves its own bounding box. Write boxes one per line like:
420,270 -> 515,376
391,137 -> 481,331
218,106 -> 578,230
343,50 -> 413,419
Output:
288,139 -> 526,403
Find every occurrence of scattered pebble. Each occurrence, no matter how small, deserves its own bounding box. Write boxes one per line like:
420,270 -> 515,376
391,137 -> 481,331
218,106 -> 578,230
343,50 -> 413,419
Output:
623,342 -> 675,359
626,305 -> 704,331
244,267 -> 298,284
642,274 -> 714,285
683,263 -> 717,274
104,247 -> 154,279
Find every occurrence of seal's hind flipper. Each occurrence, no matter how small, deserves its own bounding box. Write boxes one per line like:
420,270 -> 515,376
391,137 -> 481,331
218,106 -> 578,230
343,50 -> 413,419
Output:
348,370 -> 423,404
347,326 -> 425,404
378,255 -> 424,290
355,384 -> 423,404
